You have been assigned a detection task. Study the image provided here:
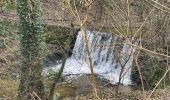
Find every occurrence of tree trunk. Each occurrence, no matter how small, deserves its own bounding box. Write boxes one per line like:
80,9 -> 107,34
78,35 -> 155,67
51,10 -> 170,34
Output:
17,0 -> 46,99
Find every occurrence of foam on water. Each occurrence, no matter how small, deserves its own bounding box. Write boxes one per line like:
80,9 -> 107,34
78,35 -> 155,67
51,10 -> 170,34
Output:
50,30 -> 134,85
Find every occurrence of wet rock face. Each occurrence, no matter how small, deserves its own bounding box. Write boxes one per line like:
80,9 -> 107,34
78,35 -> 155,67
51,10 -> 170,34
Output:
44,25 -> 79,67
44,51 -> 63,67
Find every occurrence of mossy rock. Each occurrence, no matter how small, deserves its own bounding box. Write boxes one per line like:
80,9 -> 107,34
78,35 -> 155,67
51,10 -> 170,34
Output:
54,83 -> 76,97
44,25 -> 79,66
44,25 -> 72,45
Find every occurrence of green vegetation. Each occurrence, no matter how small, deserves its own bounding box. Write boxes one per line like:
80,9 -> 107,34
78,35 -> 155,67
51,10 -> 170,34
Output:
45,25 -> 71,45
17,0 -> 46,99
132,53 -> 168,89
1,0 -> 17,12
0,0 -> 170,99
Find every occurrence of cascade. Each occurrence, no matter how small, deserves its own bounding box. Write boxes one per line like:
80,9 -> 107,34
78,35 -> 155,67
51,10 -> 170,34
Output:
53,30 -> 134,85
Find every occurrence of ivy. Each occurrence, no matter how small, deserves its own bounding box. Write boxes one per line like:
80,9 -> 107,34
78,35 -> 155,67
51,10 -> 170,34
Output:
17,0 -> 46,99
1,0 -> 17,13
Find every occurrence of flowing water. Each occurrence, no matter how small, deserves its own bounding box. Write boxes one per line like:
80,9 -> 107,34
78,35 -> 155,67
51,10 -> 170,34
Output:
51,30 -> 134,85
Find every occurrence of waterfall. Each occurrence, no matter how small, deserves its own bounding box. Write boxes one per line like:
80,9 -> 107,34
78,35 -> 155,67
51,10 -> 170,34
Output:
53,30 -> 134,85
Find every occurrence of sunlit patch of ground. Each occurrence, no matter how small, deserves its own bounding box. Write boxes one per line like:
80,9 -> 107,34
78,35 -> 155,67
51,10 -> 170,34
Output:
0,80 -> 18,99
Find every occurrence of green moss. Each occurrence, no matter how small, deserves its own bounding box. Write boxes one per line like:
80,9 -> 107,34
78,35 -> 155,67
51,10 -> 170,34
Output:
44,25 -> 71,45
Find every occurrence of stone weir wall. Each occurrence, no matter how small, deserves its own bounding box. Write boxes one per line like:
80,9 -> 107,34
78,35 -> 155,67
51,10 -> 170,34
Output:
44,25 -> 80,67
1,0 -> 169,34
0,0 -> 134,32
42,0 -> 144,31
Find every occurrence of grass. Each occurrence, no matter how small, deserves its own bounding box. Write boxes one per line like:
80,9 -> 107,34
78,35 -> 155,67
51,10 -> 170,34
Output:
0,79 -> 18,99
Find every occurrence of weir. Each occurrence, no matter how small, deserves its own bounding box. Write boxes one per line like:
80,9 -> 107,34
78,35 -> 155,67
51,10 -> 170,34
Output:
54,30 -> 134,85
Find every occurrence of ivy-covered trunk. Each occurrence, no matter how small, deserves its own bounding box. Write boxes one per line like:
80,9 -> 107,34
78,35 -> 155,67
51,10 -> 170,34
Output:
17,0 -> 46,99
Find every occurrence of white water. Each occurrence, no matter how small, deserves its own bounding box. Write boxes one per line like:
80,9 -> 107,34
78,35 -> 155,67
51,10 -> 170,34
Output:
51,30 -> 134,85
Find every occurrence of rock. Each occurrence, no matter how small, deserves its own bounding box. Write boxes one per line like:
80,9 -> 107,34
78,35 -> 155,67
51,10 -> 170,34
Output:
66,74 -> 113,95
54,82 -> 76,98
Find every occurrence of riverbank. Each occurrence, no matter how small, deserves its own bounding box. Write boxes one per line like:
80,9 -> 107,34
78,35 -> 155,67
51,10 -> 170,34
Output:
0,79 -> 170,100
